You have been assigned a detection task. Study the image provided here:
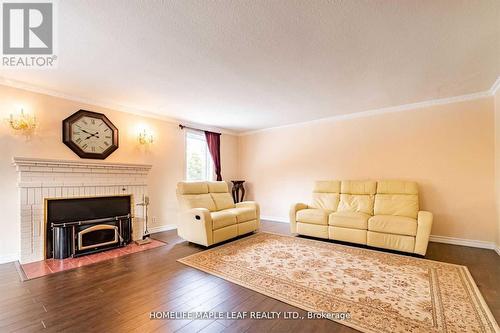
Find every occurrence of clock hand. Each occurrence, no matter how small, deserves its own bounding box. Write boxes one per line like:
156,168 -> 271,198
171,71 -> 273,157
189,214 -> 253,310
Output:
83,131 -> 100,139
81,129 -> 100,135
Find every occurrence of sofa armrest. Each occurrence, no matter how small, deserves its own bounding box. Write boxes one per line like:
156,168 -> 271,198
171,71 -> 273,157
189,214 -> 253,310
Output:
414,210 -> 433,256
236,201 -> 261,229
289,203 -> 308,233
177,208 -> 214,246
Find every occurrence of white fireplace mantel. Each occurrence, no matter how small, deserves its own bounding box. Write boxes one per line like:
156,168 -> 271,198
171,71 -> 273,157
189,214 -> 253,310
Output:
13,157 -> 152,188
13,157 -> 152,264
13,156 -> 152,170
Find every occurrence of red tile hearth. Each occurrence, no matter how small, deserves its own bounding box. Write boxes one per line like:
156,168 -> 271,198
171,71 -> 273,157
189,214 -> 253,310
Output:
20,239 -> 166,280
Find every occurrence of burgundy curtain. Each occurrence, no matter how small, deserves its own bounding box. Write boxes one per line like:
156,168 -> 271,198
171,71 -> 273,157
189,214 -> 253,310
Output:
204,131 -> 222,181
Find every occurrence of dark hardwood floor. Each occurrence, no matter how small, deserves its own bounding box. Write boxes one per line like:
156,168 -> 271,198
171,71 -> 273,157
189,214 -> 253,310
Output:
0,220 -> 499,332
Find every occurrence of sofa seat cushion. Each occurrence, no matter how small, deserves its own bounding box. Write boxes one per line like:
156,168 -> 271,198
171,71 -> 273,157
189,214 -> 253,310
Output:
226,207 -> 257,223
368,215 -> 417,236
296,208 -> 331,225
328,211 -> 370,230
211,211 -> 237,230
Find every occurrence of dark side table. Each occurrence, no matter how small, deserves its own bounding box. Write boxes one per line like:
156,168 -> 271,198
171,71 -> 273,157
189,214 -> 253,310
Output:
231,180 -> 245,203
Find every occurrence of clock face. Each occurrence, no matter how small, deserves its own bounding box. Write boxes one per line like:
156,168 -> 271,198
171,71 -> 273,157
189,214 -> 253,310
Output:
63,110 -> 119,159
71,116 -> 113,154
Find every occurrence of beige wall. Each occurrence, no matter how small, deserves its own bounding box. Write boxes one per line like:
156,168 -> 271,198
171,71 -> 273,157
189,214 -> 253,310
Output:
1,83 -> 497,259
239,97 -> 497,243
495,90 -> 500,247
0,84 -> 239,259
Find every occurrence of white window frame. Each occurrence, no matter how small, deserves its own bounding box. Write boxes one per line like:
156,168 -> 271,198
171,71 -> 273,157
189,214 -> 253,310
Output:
184,129 -> 214,181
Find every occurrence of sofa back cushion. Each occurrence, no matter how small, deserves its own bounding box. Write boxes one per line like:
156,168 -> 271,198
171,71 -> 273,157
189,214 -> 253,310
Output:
208,181 -> 229,193
310,180 -> 340,210
210,193 -> 235,210
180,194 -> 217,211
208,181 -> 235,211
376,180 -> 418,195
374,181 -> 419,219
176,181 -> 216,211
338,194 -> 375,214
337,180 -> 376,214
177,181 -> 209,195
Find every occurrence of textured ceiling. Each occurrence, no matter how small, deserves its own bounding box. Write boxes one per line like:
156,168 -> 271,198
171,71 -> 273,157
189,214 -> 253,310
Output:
1,0 -> 499,132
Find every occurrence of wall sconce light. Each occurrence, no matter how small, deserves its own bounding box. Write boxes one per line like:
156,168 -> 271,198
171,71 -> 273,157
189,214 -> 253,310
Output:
8,108 -> 37,134
138,128 -> 154,145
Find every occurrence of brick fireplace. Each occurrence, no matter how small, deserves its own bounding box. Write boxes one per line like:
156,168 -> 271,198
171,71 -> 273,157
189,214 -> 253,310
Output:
13,157 -> 152,264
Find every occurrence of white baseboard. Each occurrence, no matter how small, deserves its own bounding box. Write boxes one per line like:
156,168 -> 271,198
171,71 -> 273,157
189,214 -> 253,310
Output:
261,216 -> 499,255
0,253 -> 19,264
149,224 -> 177,234
428,235 -> 497,250
261,215 -> 289,223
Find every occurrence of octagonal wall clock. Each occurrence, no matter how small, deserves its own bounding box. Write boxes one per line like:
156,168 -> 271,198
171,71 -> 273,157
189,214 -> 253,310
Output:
62,110 -> 119,159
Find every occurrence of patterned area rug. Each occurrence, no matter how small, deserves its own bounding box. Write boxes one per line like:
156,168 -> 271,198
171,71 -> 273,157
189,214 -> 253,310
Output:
178,232 -> 499,333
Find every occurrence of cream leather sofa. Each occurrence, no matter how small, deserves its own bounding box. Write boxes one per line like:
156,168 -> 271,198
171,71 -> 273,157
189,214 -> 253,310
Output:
176,181 -> 260,246
290,180 -> 433,255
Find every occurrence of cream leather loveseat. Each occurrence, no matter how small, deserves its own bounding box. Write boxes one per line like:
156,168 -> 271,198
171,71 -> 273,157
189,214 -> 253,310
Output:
290,180 -> 433,255
176,181 -> 260,246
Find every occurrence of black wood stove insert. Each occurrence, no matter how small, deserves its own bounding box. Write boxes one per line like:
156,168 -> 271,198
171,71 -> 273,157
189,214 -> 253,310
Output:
46,196 -> 132,259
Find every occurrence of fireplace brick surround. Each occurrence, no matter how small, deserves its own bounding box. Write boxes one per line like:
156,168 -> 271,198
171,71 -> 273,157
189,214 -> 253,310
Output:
13,157 -> 152,264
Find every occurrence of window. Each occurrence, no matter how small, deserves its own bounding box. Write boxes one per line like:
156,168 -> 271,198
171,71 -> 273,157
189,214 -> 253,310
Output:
185,131 -> 214,181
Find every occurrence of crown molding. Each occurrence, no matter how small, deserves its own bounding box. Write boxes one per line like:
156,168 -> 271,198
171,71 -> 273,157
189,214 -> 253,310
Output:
239,90 -> 492,136
0,77 -> 238,136
2,75 -> 498,137
490,76 -> 500,96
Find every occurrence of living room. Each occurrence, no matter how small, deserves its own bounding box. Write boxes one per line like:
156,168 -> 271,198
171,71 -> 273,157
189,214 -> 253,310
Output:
0,1 -> 499,332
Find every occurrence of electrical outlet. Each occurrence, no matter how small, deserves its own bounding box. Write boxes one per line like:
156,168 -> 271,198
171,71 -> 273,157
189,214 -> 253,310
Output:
152,217 -> 157,224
